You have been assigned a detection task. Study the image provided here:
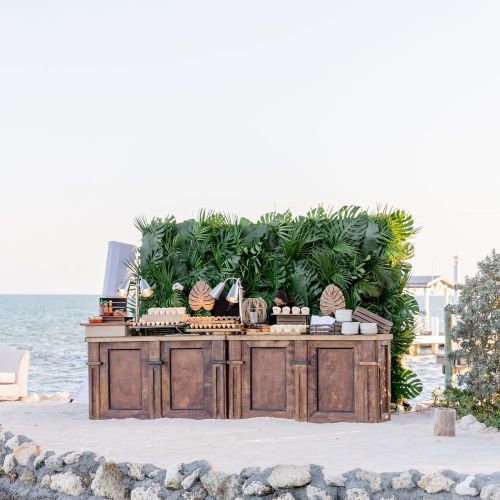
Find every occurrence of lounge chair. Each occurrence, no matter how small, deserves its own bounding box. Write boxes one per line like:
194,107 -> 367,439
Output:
0,350 -> 30,400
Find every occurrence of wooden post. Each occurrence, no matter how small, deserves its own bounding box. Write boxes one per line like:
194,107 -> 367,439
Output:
444,306 -> 453,389
424,287 -> 430,331
433,408 -> 456,436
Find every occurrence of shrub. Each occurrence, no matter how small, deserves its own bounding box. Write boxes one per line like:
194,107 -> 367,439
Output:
449,250 -> 500,403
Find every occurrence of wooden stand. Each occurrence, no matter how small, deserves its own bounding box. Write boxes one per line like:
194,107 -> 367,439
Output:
86,333 -> 392,423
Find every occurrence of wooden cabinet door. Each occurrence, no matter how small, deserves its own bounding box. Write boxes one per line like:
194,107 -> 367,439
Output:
160,340 -> 226,419
307,340 -> 363,423
238,340 -> 296,419
98,342 -> 152,419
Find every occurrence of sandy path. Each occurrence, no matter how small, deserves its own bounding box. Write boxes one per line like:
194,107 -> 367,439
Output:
1,401 -> 499,474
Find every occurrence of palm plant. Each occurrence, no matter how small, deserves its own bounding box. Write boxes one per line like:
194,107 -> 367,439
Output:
134,206 -> 422,403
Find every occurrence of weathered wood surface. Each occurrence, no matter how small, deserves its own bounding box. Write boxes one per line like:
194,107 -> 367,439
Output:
88,336 -> 392,423
433,408 -> 456,436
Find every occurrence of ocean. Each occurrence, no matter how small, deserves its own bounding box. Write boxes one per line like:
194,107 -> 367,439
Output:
0,295 -> 97,394
0,295 -> 444,401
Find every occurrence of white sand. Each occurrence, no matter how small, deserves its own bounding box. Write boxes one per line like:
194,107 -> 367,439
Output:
1,401 -> 499,474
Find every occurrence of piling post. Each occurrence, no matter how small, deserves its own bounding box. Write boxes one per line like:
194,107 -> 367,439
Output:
444,305 -> 453,389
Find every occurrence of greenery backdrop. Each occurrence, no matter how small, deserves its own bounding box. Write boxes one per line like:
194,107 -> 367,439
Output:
134,206 -> 421,402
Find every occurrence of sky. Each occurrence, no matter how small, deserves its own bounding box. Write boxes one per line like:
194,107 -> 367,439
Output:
1,1 -> 499,294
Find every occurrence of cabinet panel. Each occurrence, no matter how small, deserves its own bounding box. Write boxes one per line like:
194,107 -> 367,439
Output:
250,347 -> 287,411
98,342 -> 151,419
239,340 -> 296,419
308,341 -> 362,423
317,347 -> 355,412
161,340 -> 226,419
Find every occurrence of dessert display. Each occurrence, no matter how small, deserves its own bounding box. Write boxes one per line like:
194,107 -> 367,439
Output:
187,316 -> 242,332
269,324 -> 307,334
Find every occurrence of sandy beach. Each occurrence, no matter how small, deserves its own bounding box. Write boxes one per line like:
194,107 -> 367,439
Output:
1,401 -> 498,474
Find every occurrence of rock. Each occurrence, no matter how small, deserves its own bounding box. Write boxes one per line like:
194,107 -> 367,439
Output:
45,453 -> 65,472
469,422 -> 488,433
345,488 -> 370,500
33,451 -> 49,469
20,468 -> 36,485
268,465 -> 312,489
481,427 -> 499,434
241,466 -> 261,479
50,470 -> 86,497
391,471 -> 415,490
455,475 -> 479,496
356,469 -> 382,492
181,488 -> 208,500
200,470 -> 239,499
40,474 -> 52,488
131,482 -> 162,500
480,484 -> 500,500
182,467 -> 202,490
459,414 -> 478,426
276,493 -> 296,500
63,451 -> 83,465
201,470 -> 229,496
242,480 -> 272,496
2,454 -> 16,473
165,464 -> 185,489
128,462 -> 146,481
306,484 -> 333,499
418,471 -> 455,493
91,461 -> 127,499
5,434 -> 29,450
13,441 -> 41,466
323,468 -> 346,487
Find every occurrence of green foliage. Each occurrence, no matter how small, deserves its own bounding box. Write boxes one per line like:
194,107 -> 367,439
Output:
433,387 -> 500,429
135,206 -> 421,403
391,363 -> 424,401
449,250 -> 500,403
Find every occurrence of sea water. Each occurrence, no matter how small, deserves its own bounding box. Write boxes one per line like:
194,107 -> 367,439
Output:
0,295 -> 96,394
0,295 -> 444,400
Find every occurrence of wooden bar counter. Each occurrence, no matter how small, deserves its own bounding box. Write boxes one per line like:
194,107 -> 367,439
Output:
86,333 -> 392,423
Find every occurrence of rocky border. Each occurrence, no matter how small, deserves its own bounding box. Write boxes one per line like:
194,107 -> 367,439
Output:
1,428 -> 499,499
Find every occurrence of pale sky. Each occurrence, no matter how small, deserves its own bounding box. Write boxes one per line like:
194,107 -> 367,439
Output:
1,1 -> 499,294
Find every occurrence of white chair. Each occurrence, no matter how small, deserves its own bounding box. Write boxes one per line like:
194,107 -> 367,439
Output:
0,350 -> 30,400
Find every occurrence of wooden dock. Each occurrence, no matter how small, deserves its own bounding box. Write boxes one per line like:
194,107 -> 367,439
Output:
408,334 -> 445,355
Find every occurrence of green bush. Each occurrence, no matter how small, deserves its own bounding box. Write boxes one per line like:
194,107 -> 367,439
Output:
433,387 -> 500,429
134,206 -> 421,403
449,250 -> 499,403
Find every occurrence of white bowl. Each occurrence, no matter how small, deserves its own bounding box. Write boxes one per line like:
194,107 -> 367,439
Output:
341,321 -> 360,335
272,306 -> 282,315
360,323 -> 378,335
282,306 -> 291,314
291,306 -> 301,315
301,307 -> 310,315
335,309 -> 353,322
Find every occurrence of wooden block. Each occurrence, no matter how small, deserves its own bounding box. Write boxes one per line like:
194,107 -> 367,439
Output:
433,408 -> 456,437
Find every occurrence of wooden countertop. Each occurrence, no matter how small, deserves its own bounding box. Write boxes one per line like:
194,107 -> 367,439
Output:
86,333 -> 392,342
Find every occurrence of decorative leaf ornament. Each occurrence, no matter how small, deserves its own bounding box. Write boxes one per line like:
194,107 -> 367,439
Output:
320,284 -> 346,316
189,280 -> 215,312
